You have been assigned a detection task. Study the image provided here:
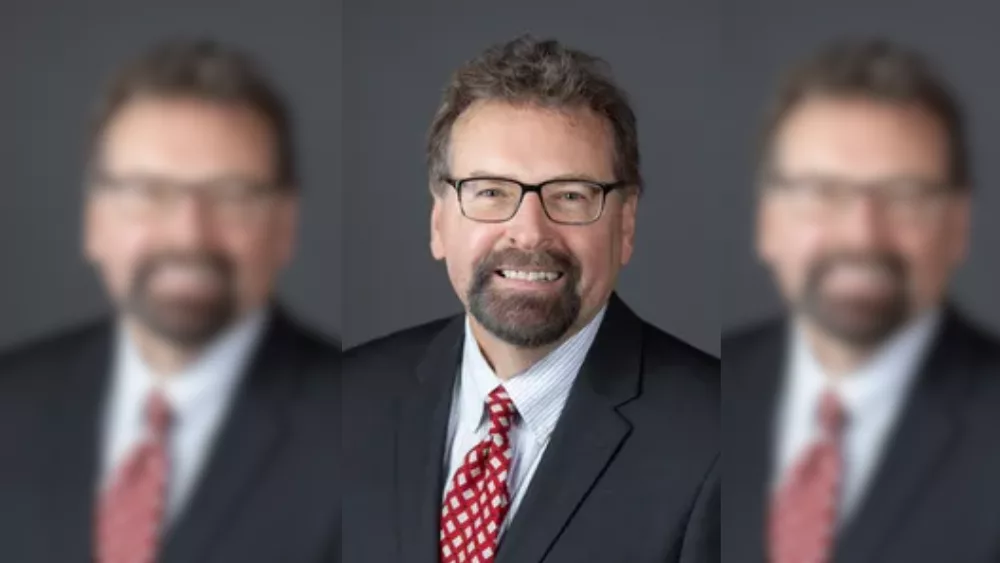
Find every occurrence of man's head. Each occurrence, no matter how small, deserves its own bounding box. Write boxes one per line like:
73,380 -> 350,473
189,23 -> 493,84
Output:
756,39 -> 971,348
426,36 -> 641,349
84,39 -> 299,349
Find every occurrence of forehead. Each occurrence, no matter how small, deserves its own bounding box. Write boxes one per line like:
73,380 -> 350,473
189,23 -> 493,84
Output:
97,96 -> 277,181
772,96 -> 950,183
448,100 -> 616,182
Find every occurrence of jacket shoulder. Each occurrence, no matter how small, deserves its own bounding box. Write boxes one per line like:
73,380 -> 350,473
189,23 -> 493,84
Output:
344,316 -> 457,368
641,321 -> 719,371
0,318 -> 109,395
637,321 -> 720,411
277,311 -> 343,363
722,317 -> 785,357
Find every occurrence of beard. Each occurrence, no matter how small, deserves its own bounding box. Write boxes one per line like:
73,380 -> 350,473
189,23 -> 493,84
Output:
796,250 -> 911,349
123,250 -> 238,349
467,247 -> 582,349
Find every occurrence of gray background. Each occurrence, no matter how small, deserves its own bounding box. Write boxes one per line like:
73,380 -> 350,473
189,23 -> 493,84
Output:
7,0 -> 999,355
0,0 -> 342,351
342,0 -> 723,355
720,0 -> 1000,334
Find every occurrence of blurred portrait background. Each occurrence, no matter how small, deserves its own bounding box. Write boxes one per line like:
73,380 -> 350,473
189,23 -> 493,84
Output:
721,0 -> 1000,333
0,0 -> 342,350
341,0 -> 722,355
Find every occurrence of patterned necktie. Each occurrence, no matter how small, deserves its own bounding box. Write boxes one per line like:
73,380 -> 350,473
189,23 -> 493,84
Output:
96,391 -> 173,563
769,390 -> 846,563
440,386 -> 518,563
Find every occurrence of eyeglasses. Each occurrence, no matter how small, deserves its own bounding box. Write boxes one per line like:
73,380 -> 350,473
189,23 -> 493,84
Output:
762,173 -> 960,226
89,172 -> 285,223
444,176 -> 627,225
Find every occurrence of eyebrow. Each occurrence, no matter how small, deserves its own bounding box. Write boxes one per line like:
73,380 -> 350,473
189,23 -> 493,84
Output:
773,171 -> 949,185
463,170 -> 613,183
93,170 -> 273,185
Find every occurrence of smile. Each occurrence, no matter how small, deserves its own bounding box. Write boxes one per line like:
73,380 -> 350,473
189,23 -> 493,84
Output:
496,270 -> 563,282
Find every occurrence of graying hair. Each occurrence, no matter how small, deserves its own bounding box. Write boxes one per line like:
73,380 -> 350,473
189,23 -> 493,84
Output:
87,38 -> 298,189
757,37 -> 969,189
426,35 -> 641,194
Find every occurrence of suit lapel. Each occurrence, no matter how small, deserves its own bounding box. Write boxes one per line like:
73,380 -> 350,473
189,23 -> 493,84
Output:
722,320 -> 786,563
38,322 -> 113,563
833,311 -> 972,563
159,310 -> 303,563
495,294 -> 640,563
396,316 -> 464,563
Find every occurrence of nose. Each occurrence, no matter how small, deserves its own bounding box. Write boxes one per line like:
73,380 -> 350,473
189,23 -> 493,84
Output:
505,192 -> 556,249
836,193 -> 891,250
161,193 -> 217,250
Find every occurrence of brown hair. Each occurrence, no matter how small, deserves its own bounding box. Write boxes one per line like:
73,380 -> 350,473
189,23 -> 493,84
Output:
426,34 -> 641,193
758,37 -> 969,189
87,38 -> 298,188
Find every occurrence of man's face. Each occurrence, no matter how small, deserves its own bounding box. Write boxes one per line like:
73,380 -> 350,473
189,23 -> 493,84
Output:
85,96 -> 297,347
757,96 -> 969,347
431,101 -> 637,348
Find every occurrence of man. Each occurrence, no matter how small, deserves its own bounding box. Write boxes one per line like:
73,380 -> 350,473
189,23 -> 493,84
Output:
723,39 -> 1000,563
343,35 -> 719,563
0,40 -> 341,563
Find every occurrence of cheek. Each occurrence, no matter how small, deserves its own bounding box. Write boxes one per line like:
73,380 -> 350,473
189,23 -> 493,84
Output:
895,226 -> 959,298
765,216 -> 827,294
91,221 -> 157,293
440,219 -> 500,292
562,227 -> 617,290
217,222 -> 287,284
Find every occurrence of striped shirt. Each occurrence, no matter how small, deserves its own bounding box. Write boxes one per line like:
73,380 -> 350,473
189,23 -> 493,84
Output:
442,305 -> 607,536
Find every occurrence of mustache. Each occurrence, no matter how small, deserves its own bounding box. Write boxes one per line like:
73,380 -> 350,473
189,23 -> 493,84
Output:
805,251 -> 907,290
476,247 -> 577,275
132,251 -> 234,291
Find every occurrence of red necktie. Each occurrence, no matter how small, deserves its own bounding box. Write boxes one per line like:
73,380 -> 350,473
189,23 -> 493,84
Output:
440,386 -> 517,563
96,391 -> 173,563
769,390 -> 846,563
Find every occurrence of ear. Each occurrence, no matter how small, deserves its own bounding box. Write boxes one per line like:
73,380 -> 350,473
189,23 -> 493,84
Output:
618,192 -> 638,266
430,192 -> 446,261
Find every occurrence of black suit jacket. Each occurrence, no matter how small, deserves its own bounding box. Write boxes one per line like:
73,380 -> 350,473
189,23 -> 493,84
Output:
0,306 -> 342,563
343,294 -> 720,563
723,307 -> 1000,563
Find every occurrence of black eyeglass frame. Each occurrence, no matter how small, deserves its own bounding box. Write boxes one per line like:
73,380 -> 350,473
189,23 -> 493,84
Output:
443,176 -> 628,225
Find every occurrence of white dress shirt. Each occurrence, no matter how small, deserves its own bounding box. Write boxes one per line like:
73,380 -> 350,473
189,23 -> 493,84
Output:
772,308 -> 942,523
443,306 -> 607,536
99,309 -> 268,523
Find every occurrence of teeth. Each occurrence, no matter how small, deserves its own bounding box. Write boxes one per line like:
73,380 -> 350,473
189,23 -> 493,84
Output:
826,266 -> 891,291
834,266 -> 889,283
156,267 -> 219,286
500,270 -> 560,282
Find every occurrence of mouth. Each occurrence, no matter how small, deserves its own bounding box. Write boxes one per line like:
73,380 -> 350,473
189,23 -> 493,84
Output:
149,266 -> 224,296
495,269 -> 565,283
822,264 -> 895,296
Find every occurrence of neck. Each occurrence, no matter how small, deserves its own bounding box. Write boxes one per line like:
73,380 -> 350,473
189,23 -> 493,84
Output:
798,306 -> 934,378
469,318 -> 581,380
125,319 -> 204,378
801,323 -> 875,378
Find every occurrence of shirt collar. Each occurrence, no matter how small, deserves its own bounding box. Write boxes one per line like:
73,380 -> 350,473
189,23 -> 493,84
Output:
113,308 -> 269,427
459,305 -> 607,443
789,307 -> 942,423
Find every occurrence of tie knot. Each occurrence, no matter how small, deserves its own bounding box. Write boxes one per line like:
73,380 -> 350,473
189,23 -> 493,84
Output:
485,386 -> 517,427
145,391 -> 173,440
817,390 -> 845,437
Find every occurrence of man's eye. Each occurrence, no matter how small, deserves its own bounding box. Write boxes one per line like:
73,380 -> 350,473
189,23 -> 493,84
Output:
133,183 -> 172,199
474,188 -> 510,199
